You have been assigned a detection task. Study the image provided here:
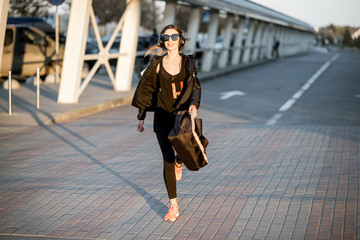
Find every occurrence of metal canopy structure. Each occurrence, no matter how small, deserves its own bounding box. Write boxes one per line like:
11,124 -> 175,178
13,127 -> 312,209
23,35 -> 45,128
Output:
0,0 -> 316,104
180,0 -> 315,32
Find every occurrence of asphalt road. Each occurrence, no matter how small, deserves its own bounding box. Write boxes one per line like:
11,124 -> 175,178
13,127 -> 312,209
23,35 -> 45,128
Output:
199,52 -> 360,126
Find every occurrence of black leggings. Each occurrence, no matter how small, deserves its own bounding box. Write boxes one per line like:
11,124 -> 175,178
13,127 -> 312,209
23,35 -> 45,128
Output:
156,130 -> 177,199
154,108 -> 179,199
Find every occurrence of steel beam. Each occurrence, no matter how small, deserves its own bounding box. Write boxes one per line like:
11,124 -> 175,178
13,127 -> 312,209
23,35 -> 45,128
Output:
201,11 -> 219,72
186,7 -> 201,52
242,19 -> 255,63
0,0 -> 9,72
58,0 -> 92,103
251,21 -> 265,61
218,15 -> 234,68
231,17 -> 245,65
114,0 -> 140,91
162,1 -> 176,26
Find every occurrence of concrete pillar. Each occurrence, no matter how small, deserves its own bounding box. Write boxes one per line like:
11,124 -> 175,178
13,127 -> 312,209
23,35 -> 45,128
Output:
291,31 -> 296,55
287,29 -> 293,55
186,7 -> 201,52
282,28 -> 290,56
251,21 -> 265,61
283,29 -> 290,56
278,28 -> 286,57
218,15 -> 234,68
58,0 -> 92,103
300,32 -> 306,54
114,0 -> 140,91
304,33 -> 312,53
259,23 -> 271,59
162,0 -> 176,26
299,33 -> 305,53
297,31 -> 303,54
274,27 -> 282,57
201,10 -> 219,72
0,0 -> 9,72
298,32 -> 303,54
266,25 -> 276,58
231,17 -> 245,65
242,19 -> 255,63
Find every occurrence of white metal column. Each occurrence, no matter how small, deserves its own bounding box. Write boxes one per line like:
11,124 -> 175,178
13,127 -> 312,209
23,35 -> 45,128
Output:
58,0 -> 92,103
278,27 -> 286,57
299,32 -> 305,54
251,21 -> 264,61
295,31 -> 302,55
201,11 -> 219,72
162,0 -> 176,26
242,19 -> 255,63
298,32 -> 304,54
186,7 -> 201,52
291,30 -> 297,55
0,0 -> 9,71
266,25 -> 276,58
218,15 -> 233,68
259,23 -> 271,59
114,0 -> 140,91
231,17 -> 245,65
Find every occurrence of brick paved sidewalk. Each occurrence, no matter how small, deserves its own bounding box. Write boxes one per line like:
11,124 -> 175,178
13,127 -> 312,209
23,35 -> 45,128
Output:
0,118 -> 358,239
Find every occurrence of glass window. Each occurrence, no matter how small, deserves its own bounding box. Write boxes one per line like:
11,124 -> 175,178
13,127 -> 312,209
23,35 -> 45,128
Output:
19,28 -> 48,47
4,29 -> 13,46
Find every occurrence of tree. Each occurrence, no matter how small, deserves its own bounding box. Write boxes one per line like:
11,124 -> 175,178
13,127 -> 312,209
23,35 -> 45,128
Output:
92,0 -> 126,25
8,0 -> 71,17
8,0 -> 53,17
140,0 -> 158,30
92,0 -> 158,30
342,28 -> 353,46
354,37 -> 360,49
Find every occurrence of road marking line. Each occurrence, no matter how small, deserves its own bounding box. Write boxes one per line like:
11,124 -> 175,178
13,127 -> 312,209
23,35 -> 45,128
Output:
279,99 -> 296,112
266,54 -> 339,125
266,113 -> 283,125
220,90 -> 246,100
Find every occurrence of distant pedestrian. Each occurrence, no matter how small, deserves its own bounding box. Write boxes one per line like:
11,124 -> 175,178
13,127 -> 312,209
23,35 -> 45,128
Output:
272,37 -> 280,59
132,24 -> 201,222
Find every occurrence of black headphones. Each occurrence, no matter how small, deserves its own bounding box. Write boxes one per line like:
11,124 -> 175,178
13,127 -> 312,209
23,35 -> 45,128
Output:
158,24 -> 186,49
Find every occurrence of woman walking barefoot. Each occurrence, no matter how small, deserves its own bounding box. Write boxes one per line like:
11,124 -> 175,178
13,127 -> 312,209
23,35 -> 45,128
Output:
132,24 -> 201,222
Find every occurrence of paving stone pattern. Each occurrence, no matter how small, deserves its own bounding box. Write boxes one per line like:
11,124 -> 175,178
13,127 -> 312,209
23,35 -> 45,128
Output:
0,118 -> 358,239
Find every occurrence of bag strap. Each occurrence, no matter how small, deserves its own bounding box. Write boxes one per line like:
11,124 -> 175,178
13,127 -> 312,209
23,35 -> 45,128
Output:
190,115 -> 208,164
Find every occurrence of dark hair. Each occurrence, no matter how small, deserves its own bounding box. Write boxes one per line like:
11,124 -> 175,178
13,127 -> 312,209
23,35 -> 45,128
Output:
145,24 -> 189,56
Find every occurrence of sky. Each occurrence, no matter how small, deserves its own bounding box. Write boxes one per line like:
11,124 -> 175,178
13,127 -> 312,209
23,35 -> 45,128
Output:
250,0 -> 360,28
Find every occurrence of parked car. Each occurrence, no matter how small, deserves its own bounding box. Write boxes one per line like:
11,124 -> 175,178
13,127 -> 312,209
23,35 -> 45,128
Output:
0,25 -> 89,81
6,17 -> 67,44
0,25 -> 65,80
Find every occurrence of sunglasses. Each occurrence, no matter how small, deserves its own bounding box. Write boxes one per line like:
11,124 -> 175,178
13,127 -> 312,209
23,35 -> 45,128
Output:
160,34 -> 180,42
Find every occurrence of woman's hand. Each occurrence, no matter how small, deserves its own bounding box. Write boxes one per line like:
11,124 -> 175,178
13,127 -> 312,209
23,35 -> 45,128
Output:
137,120 -> 145,132
188,105 -> 198,118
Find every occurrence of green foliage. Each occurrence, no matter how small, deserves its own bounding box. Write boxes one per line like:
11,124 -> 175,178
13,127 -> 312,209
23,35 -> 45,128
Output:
318,25 -> 359,48
342,28 -> 353,46
354,37 -> 360,48
93,0 -> 158,30
92,0 -> 126,25
8,0 -> 53,17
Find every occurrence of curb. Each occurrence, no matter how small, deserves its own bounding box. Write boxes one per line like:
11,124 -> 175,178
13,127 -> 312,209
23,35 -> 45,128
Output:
43,96 -> 134,125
